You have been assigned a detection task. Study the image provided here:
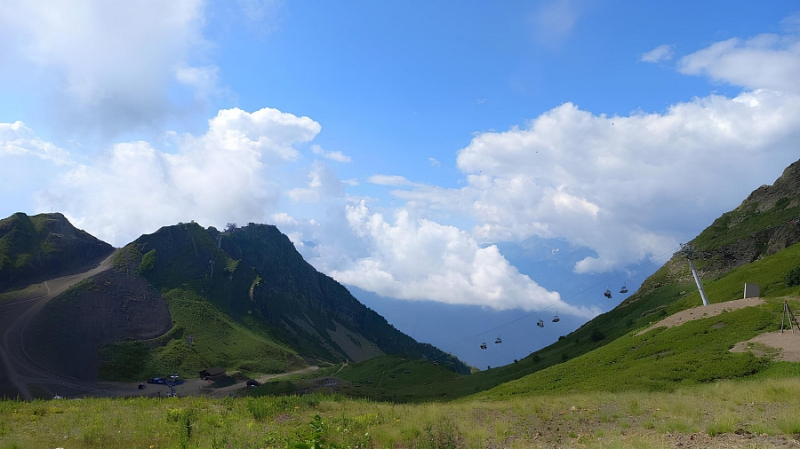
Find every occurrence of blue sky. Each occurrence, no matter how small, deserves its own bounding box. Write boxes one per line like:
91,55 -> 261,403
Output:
2,1 -> 800,367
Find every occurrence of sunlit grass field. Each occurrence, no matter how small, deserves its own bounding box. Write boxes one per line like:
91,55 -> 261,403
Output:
2,377 -> 800,448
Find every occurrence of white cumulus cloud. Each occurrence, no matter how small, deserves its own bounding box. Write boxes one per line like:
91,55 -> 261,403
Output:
325,200 -> 598,317
287,161 -> 346,203
390,33 -> 800,274
35,107 -> 321,245
678,34 -> 800,93
0,122 -> 71,165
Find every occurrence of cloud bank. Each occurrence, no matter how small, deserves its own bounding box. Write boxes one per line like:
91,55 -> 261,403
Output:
35,107 -> 320,245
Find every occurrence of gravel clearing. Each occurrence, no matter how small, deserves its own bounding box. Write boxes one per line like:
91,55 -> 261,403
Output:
637,297 -> 766,336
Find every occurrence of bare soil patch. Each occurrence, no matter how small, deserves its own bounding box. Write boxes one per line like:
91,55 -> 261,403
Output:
731,331 -> 800,361
637,297 -> 765,336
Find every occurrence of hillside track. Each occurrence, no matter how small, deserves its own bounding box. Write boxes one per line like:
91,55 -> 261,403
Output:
0,250 -> 118,400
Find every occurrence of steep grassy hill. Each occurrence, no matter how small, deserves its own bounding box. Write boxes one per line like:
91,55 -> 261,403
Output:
481,246 -> 800,399
0,212 -> 113,292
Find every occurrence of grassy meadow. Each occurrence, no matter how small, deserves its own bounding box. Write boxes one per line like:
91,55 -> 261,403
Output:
2,377 -> 800,448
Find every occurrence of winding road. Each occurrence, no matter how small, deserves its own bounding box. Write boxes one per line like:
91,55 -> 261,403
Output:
0,253 -> 322,400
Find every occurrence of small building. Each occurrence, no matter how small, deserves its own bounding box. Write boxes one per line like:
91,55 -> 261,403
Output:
744,283 -> 760,299
199,367 -> 226,381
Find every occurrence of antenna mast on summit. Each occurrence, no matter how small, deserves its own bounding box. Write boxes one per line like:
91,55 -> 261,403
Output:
680,244 -> 710,307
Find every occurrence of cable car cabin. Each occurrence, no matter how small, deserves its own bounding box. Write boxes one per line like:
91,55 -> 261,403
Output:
604,289 -> 612,299
480,342 -> 487,350
620,283 -> 628,294
552,315 -> 560,323
537,319 -> 544,328
495,337 -> 502,344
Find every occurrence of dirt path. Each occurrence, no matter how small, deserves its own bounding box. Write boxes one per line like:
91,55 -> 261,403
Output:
0,251 -> 324,401
635,296 -> 800,362
202,365 -> 321,398
637,297 -> 766,336
0,251 -> 118,400
731,331 -> 800,361
78,365 -> 321,399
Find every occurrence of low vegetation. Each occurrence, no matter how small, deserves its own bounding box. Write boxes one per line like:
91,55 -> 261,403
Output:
3,377 -> 800,448
99,288 -> 301,381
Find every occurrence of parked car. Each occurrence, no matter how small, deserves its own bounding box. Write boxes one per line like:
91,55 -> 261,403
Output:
147,377 -> 167,385
245,379 -> 261,388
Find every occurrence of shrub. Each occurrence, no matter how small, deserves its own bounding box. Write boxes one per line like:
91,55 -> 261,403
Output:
136,249 -> 157,276
590,328 -> 606,342
785,267 -> 800,287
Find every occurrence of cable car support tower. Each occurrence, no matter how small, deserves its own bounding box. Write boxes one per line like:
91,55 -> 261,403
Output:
680,244 -> 709,307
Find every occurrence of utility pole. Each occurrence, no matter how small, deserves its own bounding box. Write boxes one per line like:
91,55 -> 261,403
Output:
681,244 -> 710,307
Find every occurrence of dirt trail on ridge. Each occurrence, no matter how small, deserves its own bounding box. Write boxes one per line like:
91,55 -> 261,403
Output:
0,251 -> 118,399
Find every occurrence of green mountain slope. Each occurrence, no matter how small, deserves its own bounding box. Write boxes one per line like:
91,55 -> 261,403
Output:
480,242 -> 800,399
0,212 -> 113,292
116,221 -> 469,376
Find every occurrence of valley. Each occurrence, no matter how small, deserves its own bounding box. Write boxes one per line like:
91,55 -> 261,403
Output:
1,159 -> 800,447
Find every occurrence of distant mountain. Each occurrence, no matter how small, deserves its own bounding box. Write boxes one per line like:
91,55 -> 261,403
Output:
0,212 -> 113,292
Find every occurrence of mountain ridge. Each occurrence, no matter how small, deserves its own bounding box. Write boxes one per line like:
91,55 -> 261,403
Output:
0,215 -> 469,398
0,212 -> 113,292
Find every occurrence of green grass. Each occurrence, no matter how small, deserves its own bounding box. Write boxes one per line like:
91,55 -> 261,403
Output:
2,377 -> 800,448
444,243 -> 800,402
98,288 -> 301,381
480,302 -> 777,398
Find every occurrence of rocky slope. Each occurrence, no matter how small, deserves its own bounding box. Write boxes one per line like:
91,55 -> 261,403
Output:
630,158 -> 800,300
24,252 -> 173,381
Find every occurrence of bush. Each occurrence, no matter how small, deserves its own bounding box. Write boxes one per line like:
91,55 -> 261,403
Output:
590,328 -> 606,342
136,249 -> 157,276
786,267 -> 800,287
